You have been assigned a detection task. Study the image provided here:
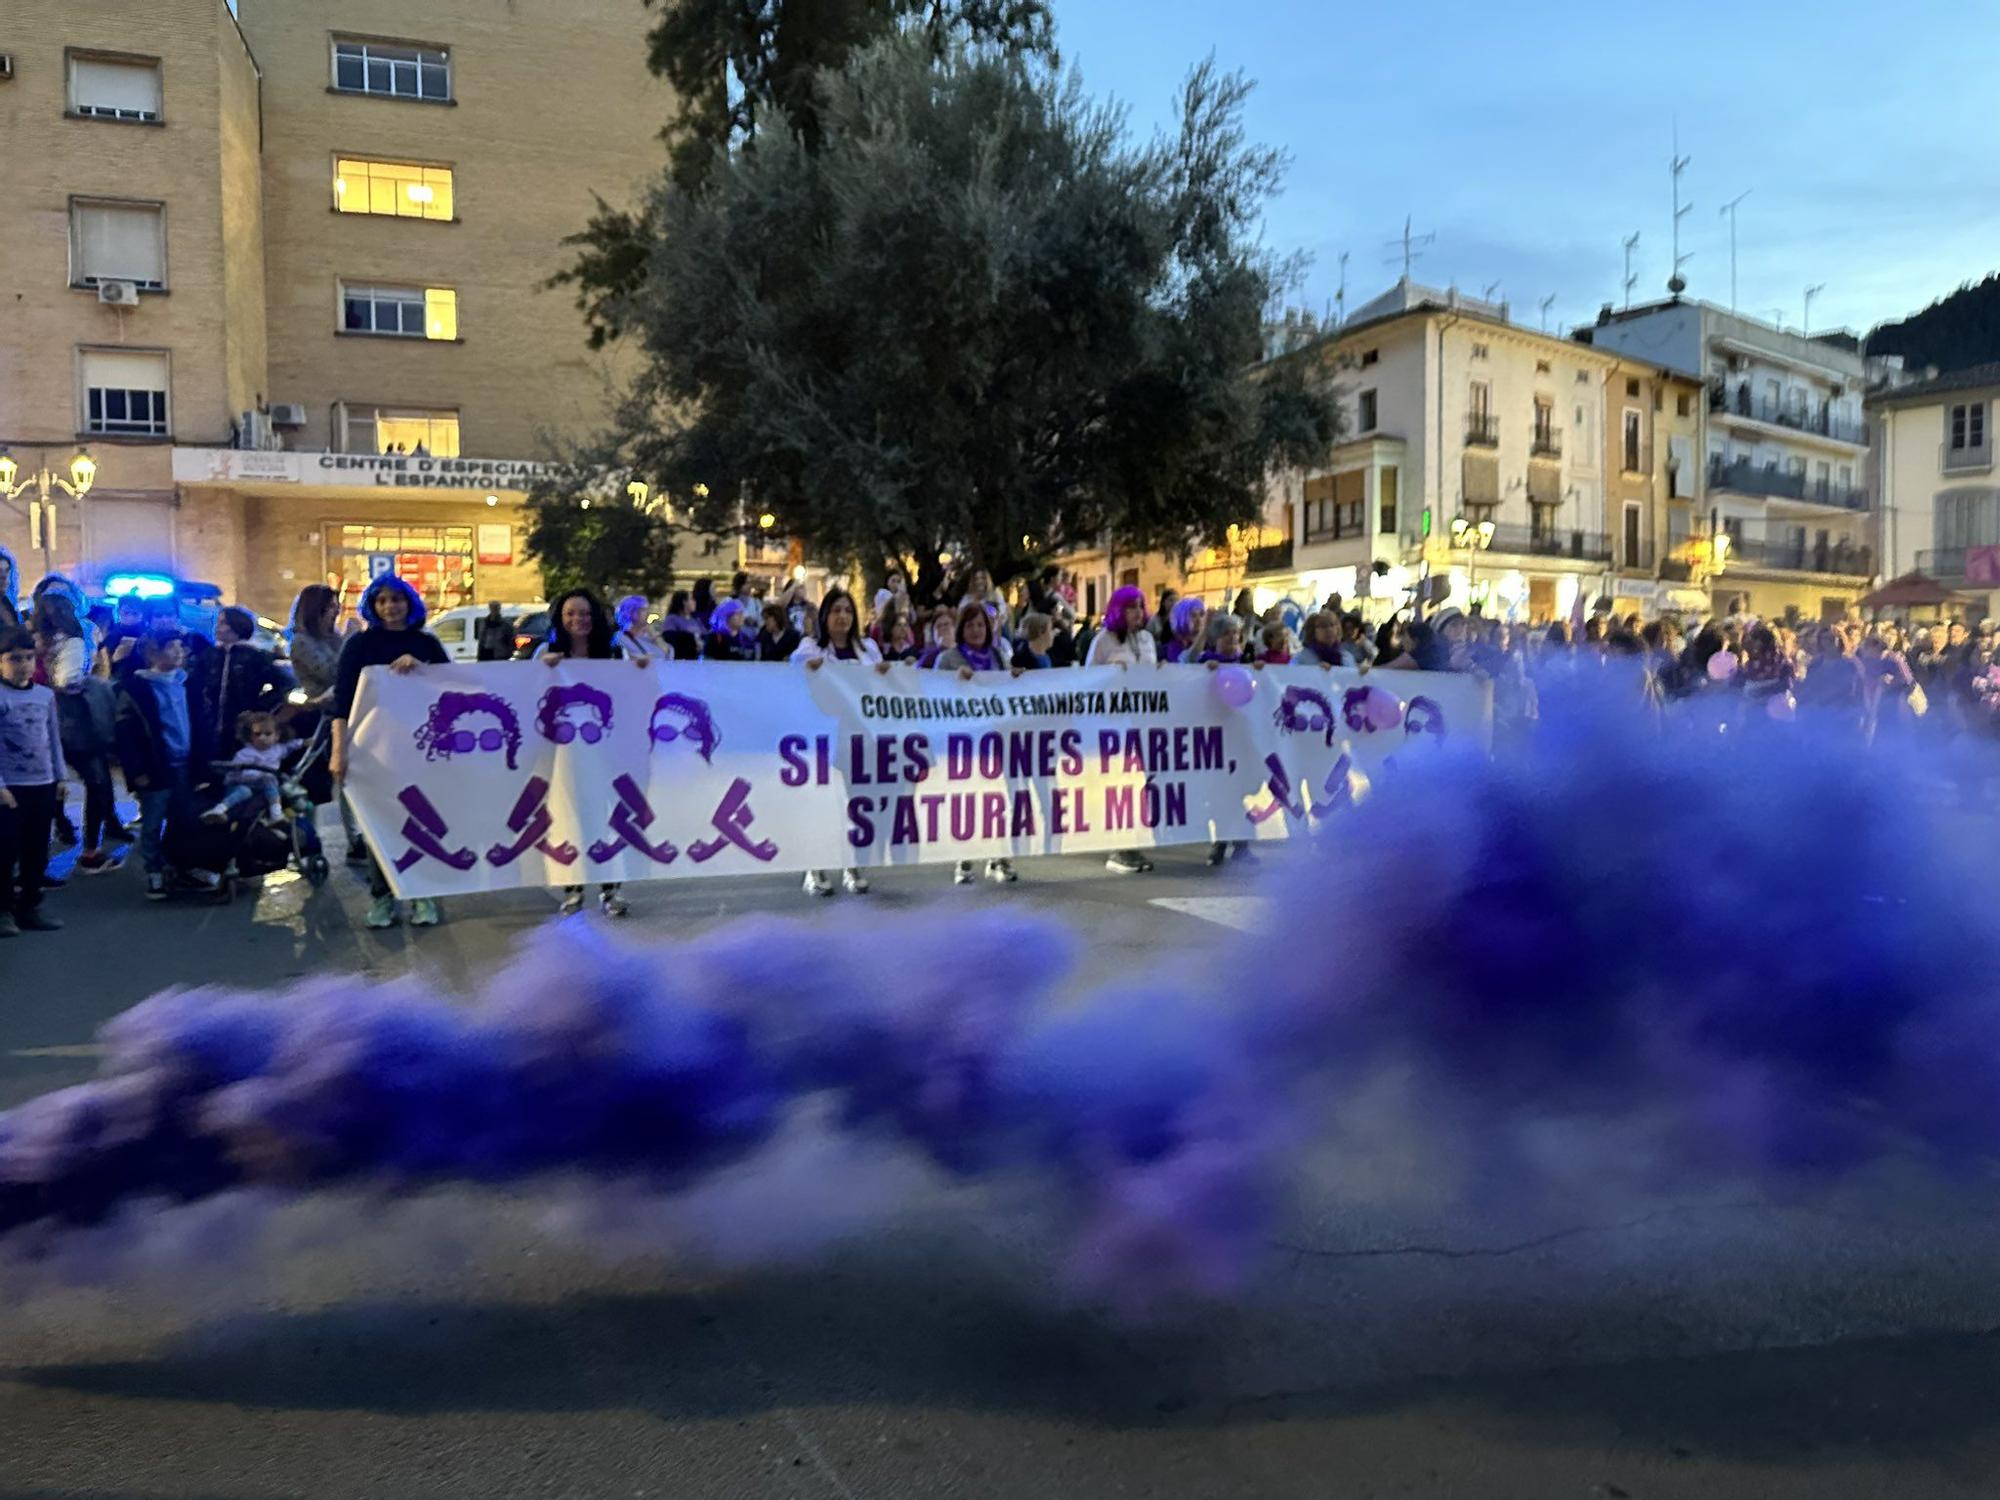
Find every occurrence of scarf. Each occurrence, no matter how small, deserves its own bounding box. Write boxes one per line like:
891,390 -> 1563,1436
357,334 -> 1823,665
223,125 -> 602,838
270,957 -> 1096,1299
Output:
956,639 -> 998,672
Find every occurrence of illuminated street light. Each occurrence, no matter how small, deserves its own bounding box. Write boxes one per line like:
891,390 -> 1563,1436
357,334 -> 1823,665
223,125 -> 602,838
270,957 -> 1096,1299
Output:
758,512 -> 776,530
0,447 -> 97,572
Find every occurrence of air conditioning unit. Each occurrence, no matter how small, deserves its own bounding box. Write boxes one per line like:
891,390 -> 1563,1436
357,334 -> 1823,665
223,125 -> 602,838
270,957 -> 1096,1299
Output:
96,280 -> 140,307
0,55 -> 14,82
238,411 -> 273,450
268,402 -> 307,428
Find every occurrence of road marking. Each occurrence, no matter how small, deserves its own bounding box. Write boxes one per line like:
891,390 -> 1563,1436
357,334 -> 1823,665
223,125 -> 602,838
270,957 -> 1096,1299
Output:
1147,895 -> 1269,932
9,1044 -> 105,1060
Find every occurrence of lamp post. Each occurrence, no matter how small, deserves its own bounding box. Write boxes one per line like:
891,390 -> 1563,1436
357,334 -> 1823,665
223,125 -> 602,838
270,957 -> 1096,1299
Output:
1449,514 -> 1495,612
0,449 -> 97,577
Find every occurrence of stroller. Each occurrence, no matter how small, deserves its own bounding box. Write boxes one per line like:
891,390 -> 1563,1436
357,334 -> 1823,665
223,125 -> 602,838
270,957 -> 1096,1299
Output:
195,717 -> 335,902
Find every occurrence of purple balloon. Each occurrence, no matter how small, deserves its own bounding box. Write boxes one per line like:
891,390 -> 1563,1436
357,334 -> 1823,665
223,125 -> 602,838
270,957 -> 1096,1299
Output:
1767,692 -> 1797,723
1215,665 -> 1257,709
1361,684 -> 1404,732
1707,650 -> 1738,681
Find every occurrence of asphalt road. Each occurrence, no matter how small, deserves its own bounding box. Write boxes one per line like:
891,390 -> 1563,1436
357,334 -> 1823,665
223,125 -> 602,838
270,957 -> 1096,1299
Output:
3,824 -> 1999,1498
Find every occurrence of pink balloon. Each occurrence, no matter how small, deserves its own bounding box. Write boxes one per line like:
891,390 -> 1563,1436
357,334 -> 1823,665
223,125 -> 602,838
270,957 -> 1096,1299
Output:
1766,693 -> 1797,723
1362,684 -> 1404,732
1707,650 -> 1738,681
1215,664 -> 1257,709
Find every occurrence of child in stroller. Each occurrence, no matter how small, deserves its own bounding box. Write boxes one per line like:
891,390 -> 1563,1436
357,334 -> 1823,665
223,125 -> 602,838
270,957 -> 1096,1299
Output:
199,709 -> 330,890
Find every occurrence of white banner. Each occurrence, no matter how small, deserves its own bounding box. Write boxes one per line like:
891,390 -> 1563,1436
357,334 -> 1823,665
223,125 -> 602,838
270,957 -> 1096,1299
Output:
346,662 -> 1492,898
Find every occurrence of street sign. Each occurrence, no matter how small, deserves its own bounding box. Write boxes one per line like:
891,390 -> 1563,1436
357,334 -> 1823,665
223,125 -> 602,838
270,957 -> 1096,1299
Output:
368,553 -> 396,579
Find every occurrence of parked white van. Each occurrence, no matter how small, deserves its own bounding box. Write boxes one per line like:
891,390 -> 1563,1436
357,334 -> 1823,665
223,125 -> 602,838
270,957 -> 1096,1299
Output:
429,603 -> 546,662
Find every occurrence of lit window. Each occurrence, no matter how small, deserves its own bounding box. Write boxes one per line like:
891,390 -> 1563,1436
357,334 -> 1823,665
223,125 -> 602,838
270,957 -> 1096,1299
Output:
70,199 -> 166,290
340,283 -> 458,340
333,158 -> 454,220
80,348 -> 169,435
332,39 -> 450,101
343,406 -> 461,457
68,54 -> 162,121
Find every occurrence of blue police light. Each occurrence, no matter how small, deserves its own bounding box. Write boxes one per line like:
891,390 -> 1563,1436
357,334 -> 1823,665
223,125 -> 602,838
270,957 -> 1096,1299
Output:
104,572 -> 177,600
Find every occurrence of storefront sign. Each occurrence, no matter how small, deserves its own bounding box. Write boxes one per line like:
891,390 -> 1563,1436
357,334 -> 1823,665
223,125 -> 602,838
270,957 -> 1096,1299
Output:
173,447 -> 564,491
476,523 -> 514,565
346,661 -> 1494,899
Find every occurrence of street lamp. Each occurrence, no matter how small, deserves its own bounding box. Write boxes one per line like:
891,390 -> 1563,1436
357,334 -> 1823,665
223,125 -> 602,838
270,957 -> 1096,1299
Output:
1449,514 -> 1496,612
0,449 -> 97,573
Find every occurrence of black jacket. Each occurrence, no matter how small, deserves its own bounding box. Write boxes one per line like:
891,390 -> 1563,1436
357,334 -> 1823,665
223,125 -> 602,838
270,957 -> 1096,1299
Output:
194,642 -> 294,759
114,672 -> 196,790
332,626 -> 451,721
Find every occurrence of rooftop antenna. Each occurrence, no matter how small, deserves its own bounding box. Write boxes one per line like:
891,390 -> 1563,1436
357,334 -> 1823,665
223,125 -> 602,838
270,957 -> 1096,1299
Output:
1335,250 -> 1350,326
1803,283 -> 1825,337
1767,307 -> 1787,332
1539,293 -> 1557,332
1622,231 -> 1641,308
1718,189 -> 1751,313
1481,280 -> 1503,304
1383,216 -> 1434,280
1668,125 -> 1694,294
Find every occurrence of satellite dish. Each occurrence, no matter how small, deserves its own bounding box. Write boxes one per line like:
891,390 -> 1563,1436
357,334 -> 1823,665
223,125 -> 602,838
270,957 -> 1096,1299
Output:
1667,273 -> 1688,296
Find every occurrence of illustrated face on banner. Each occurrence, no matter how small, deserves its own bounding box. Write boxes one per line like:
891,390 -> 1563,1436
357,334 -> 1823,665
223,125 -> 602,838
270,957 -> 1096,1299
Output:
538,682 -> 614,746
414,691 -> 523,769
1404,695 -> 1447,742
1275,685 -> 1337,747
649,693 -> 720,763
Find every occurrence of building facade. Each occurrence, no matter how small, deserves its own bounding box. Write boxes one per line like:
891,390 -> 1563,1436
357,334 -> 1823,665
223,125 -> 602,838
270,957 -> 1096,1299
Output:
1585,299 -> 1880,624
1591,361 -> 1707,620
1871,362 -> 2000,617
0,0 -> 669,618
1251,282 -> 1630,627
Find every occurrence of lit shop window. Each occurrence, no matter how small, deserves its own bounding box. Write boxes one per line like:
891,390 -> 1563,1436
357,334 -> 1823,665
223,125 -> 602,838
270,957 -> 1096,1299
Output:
341,406 -> 462,457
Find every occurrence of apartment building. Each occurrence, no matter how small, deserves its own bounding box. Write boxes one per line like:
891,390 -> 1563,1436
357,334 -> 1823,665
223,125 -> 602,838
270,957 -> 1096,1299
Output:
1870,362 -> 2000,616
1252,281 -> 1630,626
0,0 -> 669,617
1585,299 -> 1878,623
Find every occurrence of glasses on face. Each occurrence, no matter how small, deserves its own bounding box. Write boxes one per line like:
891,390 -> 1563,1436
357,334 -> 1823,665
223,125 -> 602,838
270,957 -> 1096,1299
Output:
444,727 -> 506,754
551,719 -> 604,745
650,721 -> 686,745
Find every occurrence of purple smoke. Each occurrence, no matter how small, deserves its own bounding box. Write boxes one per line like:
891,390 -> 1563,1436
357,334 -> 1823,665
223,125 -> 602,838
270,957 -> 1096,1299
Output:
4,676 -> 2000,1306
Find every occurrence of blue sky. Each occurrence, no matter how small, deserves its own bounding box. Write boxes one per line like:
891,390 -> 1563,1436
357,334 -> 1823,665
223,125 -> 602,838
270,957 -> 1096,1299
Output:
1053,0 -> 1999,337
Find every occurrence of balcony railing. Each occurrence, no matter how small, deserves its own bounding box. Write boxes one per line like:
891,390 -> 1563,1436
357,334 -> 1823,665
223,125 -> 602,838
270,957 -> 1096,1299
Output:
1671,519 -> 1874,577
1465,414 -> 1499,447
1708,383 -> 1867,445
1481,522 -> 1610,562
1942,442 -> 1994,475
1245,540 -> 1294,575
1708,456 -> 1868,511
1530,427 -> 1562,460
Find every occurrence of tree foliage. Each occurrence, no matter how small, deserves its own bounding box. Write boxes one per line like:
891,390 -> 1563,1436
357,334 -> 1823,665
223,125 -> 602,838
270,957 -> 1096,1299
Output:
1868,272 -> 2000,375
553,0 -> 1053,348
589,41 -> 1337,596
522,470 -> 680,602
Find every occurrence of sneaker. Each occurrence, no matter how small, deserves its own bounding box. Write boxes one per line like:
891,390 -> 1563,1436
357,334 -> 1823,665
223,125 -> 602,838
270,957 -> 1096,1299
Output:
954,861 -> 977,886
802,870 -> 833,898
409,897 -> 442,928
559,887 -> 587,916
1105,851 -> 1153,875
39,873 -> 67,890
76,850 -> 111,875
985,858 -> 1017,884
345,843 -> 372,866
599,889 -> 629,918
178,869 -> 222,892
841,869 -> 870,895
201,803 -> 231,826
145,872 -> 169,902
16,909 -> 63,933
365,894 -> 401,929
0,913 -> 17,938
1205,842 -> 1229,867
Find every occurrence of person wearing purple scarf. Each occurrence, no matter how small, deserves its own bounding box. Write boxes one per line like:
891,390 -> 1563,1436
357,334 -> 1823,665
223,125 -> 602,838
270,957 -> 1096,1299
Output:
936,601 -> 1022,886
1161,596 -> 1207,664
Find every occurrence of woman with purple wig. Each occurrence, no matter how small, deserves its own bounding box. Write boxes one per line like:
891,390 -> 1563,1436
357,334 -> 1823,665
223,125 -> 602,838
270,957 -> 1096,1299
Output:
1086,585 -> 1157,874
1160,596 -> 1207,664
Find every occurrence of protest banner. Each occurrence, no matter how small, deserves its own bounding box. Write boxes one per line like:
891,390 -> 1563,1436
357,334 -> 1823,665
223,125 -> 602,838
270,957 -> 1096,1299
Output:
345,661 -> 1492,899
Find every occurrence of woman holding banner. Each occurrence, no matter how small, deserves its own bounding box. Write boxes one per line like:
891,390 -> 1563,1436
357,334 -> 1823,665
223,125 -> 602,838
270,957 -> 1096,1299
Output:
327,574 -> 450,930
1086,585 -> 1157,875
542,589 -> 648,919
792,589 -> 883,898
938,601 -> 1024,886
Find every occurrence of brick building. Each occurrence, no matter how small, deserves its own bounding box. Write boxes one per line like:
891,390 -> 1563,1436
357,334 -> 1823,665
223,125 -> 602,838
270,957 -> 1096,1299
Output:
0,0 -> 670,617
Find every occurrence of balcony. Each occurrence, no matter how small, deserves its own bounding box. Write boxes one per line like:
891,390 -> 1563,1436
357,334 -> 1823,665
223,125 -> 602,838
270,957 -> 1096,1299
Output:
1616,539 -> 1658,573
1942,442 -> 1994,475
1245,540 -> 1294,575
1673,519 -> 1873,578
1530,427 -> 1562,460
1482,522 -> 1610,563
1709,383 -> 1867,445
1465,414 -> 1499,447
1708,456 -> 1867,511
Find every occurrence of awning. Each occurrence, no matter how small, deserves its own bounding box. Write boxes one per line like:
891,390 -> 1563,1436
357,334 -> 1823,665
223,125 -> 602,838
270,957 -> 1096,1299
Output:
1859,571 -> 1973,609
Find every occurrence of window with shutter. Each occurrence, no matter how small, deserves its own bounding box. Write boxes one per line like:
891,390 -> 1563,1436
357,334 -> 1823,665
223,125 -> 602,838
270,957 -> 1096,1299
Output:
69,55 -> 162,121
80,348 -> 170,435
71,201 -> 166,289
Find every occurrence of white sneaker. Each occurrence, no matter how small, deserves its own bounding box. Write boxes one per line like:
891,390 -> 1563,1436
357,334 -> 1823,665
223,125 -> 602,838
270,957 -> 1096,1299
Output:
599,889 -> 629,918
803,870 -> 834,898
559,887 -> 586,916
985,858 -> 1017,884
841,868 -> 870,895
200,803 -> 230,825
954,861 -> 976,886
1105,851 -> 1153,875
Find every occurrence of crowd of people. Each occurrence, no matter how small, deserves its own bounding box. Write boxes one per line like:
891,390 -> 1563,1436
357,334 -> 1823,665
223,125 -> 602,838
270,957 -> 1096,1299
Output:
5,535 -> 1996,940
